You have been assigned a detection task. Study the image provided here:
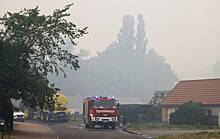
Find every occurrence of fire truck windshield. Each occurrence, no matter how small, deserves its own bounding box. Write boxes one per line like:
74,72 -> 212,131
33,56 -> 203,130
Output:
92,100 -> 116,108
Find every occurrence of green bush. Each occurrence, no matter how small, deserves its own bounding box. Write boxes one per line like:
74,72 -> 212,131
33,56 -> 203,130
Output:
169,102 -> 208,126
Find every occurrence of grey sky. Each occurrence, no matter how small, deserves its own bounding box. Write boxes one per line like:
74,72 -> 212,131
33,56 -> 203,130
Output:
0,0 -> 219,79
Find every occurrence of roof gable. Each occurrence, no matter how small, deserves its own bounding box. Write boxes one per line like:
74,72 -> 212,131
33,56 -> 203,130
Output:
161,78 -> 220,106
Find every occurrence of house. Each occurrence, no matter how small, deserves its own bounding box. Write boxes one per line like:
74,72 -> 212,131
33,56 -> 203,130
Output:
161,78 -> 220,125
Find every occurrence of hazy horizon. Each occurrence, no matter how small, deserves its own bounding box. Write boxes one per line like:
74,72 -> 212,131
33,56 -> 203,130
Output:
0,0 -> 220,108
1,0 -> 219,80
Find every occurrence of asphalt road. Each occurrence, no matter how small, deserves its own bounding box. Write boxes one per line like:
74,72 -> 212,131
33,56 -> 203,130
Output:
49,123 -> 146,139
12,121 -> 58,139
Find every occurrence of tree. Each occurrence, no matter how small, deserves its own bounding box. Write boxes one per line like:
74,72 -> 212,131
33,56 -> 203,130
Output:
169,102 -> 207,125
54,93 -> 68,111
112,15 -> 136,95
144,90 -> 170,123
150,90 -> 170,107
49,14 -> 177,106
135,14 -> 147,56
1,4 -> 87,76
0,4 -> 87,109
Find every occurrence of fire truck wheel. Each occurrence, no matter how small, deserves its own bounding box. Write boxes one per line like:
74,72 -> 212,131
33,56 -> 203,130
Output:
91,124 -> 95,129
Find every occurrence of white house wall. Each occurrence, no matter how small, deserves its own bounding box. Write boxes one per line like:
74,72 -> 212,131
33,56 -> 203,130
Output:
206,107 -> 220,126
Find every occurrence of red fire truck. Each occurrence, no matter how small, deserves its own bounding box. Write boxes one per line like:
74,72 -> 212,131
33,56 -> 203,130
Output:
83,96 -> 119,129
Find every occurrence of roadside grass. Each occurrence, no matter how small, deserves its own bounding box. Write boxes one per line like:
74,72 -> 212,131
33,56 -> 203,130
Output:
127,123 -> 163,130
127,122 -> 219,130
157,132 -> 220,139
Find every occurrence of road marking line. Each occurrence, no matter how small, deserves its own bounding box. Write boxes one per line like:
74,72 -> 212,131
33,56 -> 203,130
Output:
46,126 -> 60,139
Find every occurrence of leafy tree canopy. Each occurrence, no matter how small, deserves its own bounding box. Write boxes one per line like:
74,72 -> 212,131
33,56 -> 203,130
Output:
0,4 -> 87,109
54,93 -> 68,111
150,90 -> 170,107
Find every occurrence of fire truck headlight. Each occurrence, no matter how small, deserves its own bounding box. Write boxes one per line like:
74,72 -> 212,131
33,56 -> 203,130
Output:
90,114 -> 93,117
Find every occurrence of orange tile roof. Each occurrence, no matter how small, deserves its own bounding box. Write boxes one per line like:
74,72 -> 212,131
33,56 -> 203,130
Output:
161,78 -> 220,106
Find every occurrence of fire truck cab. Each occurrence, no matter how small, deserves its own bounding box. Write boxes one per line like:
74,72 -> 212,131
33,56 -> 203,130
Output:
83,96 -> 118,129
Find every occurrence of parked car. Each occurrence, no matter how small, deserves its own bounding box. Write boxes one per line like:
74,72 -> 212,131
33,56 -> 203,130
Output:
13,111 -> 26,122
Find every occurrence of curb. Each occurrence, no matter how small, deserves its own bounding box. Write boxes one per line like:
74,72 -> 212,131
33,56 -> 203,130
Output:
123,129 -> 142,135
123,129 -> 154,139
